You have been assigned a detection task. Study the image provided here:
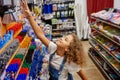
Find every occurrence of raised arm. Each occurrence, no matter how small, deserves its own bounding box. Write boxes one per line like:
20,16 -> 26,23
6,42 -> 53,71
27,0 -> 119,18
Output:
21,0 -> 50,47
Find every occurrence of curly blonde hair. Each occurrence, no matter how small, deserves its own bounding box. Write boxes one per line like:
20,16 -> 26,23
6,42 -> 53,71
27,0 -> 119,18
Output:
66,33 -> 86,67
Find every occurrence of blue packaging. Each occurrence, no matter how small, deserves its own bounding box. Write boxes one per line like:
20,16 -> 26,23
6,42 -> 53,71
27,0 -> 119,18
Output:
16,74 -> 26,80
48,4 -> 53,13
6,63 -> 19,72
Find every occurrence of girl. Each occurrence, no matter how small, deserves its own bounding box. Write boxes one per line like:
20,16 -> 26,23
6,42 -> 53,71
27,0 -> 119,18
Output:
21,0 -> 88,80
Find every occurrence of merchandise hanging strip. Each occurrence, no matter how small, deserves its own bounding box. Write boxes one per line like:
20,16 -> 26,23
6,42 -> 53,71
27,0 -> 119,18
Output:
89,41 -> 120,77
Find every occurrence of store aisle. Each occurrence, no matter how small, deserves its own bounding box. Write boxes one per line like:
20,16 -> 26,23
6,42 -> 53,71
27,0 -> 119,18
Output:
73,41 -> 105,80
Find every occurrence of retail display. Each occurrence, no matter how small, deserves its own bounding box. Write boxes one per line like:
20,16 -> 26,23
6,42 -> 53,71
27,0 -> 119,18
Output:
28,44 -> 49,80
42,0 -> 76,41
16,43 -> 36,80
89,8 -> 120,80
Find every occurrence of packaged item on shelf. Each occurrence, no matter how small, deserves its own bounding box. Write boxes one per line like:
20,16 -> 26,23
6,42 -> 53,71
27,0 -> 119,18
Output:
91,8 -> 120,25
111,50 -> 120,59
114,35 -> 120,43
64,3 -> 68,10
33,6 -> 41,17
61,11 -> 65,17
64,11 -> 68,17
16,74 -> 27,80
0,30 -> 13,49
61,3 -> 65,10
53,4 -> 57,11
57,12 -> 60,18
57,3 -> 61,10
40,63 -> 49,80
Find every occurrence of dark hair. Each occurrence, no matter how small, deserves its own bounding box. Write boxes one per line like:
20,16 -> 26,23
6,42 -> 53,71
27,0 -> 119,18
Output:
0,6 -> 9,18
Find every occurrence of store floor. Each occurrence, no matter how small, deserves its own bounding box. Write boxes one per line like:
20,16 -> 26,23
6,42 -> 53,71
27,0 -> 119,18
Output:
73,41 -> 105,80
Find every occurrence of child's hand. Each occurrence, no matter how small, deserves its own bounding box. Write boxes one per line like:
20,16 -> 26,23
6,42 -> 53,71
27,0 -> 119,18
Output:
20,0 -> 31,17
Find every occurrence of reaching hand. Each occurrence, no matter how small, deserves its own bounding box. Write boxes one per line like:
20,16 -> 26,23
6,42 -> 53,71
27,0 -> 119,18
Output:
20,0 -> 31,17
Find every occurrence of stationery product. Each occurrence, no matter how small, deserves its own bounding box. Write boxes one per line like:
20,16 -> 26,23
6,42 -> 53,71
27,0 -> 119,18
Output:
53,4 -> 57,11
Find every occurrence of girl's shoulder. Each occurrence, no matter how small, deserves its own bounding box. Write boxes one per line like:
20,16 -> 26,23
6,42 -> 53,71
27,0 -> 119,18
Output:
65,62 -> 81,74
65,61 -> 80,67
48,41 -> 57,54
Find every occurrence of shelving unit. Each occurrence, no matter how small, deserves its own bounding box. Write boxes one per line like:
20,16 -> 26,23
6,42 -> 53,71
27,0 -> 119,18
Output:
0,33 -> 32,79
90,35 -> 120,62
89,12 -> 120,80
89,38 -> 120,76
5,34 -> 28,68
0,0 -> 37,80
88,51 -> 112,80
91,16 -> 120,29
52,27 -> 75,31
15,43 -> 31,79
92,28 -> 120,46
42,0 -> 76,41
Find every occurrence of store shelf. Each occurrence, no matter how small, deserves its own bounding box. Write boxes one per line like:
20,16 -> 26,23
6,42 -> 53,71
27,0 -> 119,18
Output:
89,41 -> 120,77
90,35 -> 120,62
93,28 -> 120,46
0,38 -> 13,54
14,28 -> 22,38
5,45 -> 20,68
52,1 -> 74,4
52,21 -> 75,25
91,16 -> 120,29
53,8 -> 73,12
5,35 -> 28,68
0,27 -> 22,54
42,0 -> 76,41
54,16 -> 74,19
42,16 -> 53,20
88,51 -> 112,80
52,27 -> 75,31
15,43 -> 31,79
52,34 -> 63,38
